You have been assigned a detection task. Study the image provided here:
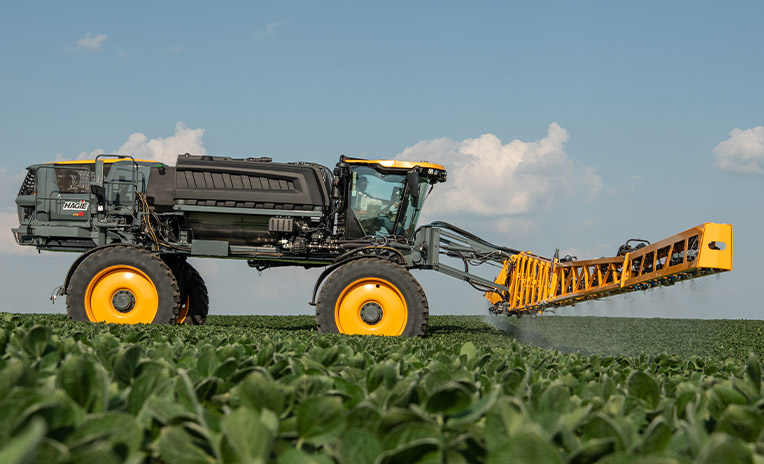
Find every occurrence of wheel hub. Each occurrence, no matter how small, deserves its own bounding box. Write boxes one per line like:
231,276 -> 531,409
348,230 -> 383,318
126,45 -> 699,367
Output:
360,302 -> 383,325
112,290 -> 136,313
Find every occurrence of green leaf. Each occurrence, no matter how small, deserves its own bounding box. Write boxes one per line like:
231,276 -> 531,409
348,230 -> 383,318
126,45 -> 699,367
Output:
484,398 -> 526,449
383,422 -> 441,451
715,404 -> 764,442
745,354 -> 761,393
377,438 -> 440,464
221,408 -> 274,463
128,370 -> 173,415
0,418 -> 45,464
319,346 -> 340,366
424,382 -> 473,415
695,433 -> 753,464
536,384 -> 570,414
158,426 -> 216,464
0,359 -> 35,397
378,407 -> 430,436
174,369 -> 202,417
213,359 -> 238,381
277,448 -> 334,464
567,438 -> 615,464
238,372 -> 285,415
296,397 -> 345,445
346,404 -> 382,430
338,429 -> 382,464
59,441 -> 122,464
22,325 -> 51,358
112,344 -> 143,385
447,386 -> 500,428
596,454 -> 680,464
640,417 -> 672,453
627,372 -> 660,409
459,342 -> 477,360
708,384 -> 747,420
197,347 -> 221,378
65,412 -> 143,458
36,438 -> 71,463
56,355 -> 106,412
581,413 -> 625,451
486,430 -> 562,464
366,361 -> 397,392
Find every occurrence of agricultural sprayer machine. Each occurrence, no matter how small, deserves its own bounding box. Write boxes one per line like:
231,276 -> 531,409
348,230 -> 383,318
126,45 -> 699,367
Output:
12,154 -> 733,336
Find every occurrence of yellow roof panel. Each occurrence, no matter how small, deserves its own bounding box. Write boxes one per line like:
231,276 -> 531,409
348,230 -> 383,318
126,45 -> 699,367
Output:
344,158 -> 446,172
47,158 -> 159,165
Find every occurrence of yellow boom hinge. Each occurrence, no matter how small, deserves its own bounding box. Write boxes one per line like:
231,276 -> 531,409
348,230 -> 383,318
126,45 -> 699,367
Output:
486,223 -> 733,314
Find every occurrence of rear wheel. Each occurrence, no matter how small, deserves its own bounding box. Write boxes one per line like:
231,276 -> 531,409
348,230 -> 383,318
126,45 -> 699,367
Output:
67,246 -> 180,324
316,258 -> 428,337
174,261 -> 209,325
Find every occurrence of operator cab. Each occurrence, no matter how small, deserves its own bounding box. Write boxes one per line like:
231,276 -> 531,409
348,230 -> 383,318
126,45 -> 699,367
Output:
340,157 -> 446,240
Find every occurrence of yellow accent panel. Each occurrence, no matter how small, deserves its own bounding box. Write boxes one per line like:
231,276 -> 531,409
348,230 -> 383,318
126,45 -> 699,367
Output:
697,223 -> 733,270
487,222 -> 733,313
344,158 -> 446,172
335,278 -> 408,336
85,265 -> 159,324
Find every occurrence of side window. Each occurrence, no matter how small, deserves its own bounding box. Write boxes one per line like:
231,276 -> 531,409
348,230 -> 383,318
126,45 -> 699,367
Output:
55,168 -> 91,194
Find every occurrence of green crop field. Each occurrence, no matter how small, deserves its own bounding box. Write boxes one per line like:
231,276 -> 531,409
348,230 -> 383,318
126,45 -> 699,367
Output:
2,314 -> 764,463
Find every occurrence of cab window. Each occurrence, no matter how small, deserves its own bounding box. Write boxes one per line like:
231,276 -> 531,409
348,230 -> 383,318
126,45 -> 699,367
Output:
55,168 -> 91,194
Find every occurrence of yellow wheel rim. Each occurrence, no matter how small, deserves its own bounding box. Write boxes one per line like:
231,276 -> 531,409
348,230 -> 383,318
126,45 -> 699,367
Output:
176,296 -> 190,324
84,265 -> 159,324
335,278 -> 407,336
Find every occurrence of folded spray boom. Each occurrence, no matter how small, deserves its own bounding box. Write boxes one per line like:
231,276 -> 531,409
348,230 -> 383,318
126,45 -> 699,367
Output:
486,223 -> 733,315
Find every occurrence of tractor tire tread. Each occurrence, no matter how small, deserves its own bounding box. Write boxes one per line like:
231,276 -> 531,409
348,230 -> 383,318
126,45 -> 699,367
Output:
176,261 -> 209,325
66,245 -> 180,324
315,258 -> 428,337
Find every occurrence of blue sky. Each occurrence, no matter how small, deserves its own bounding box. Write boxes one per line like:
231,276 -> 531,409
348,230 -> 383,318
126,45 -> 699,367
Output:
1,1 -> 762,319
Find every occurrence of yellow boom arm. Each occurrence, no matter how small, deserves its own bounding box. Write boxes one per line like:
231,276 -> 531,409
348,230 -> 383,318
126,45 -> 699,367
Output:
486,223 -> 733,314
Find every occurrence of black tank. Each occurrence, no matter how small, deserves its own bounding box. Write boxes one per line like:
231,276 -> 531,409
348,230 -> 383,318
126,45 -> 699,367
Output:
146,154 -> 333,246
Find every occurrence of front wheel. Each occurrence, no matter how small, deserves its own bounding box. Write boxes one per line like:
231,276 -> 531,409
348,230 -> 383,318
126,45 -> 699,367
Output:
316,258 -> 428,337
66,246 -> 180,324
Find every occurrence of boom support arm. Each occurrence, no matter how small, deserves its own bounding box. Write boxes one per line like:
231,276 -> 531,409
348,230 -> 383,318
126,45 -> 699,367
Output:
412,222 -> 732,316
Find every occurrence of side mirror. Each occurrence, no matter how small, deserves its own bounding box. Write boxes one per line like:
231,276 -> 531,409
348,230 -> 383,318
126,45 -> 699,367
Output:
407,170 -> 420,205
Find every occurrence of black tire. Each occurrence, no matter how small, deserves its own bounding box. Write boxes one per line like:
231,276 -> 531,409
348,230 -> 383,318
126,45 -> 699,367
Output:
66,245 -> 180,324
316,258 -> 428,337
174,261 -> 209,325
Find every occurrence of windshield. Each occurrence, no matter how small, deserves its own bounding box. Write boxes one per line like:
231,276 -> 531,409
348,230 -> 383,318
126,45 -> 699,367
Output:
349,166 -> 405,237
348,166 -> 430,239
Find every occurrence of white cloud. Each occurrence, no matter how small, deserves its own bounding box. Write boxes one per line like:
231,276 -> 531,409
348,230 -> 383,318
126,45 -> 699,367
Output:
713,126 -> 764,175
61,122 -> 206,165
396,123 -> 601,227
255,22 -> 285,37
117,122 -> 206,166
76,33 -> 107,51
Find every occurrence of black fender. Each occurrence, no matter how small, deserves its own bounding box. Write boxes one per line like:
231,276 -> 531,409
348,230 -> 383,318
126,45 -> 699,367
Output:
62,244 -> 143,294
309,254 -> 402,306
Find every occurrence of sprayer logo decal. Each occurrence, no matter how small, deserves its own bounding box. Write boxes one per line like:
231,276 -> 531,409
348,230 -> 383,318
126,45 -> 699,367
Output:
63,200 -> 89,211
